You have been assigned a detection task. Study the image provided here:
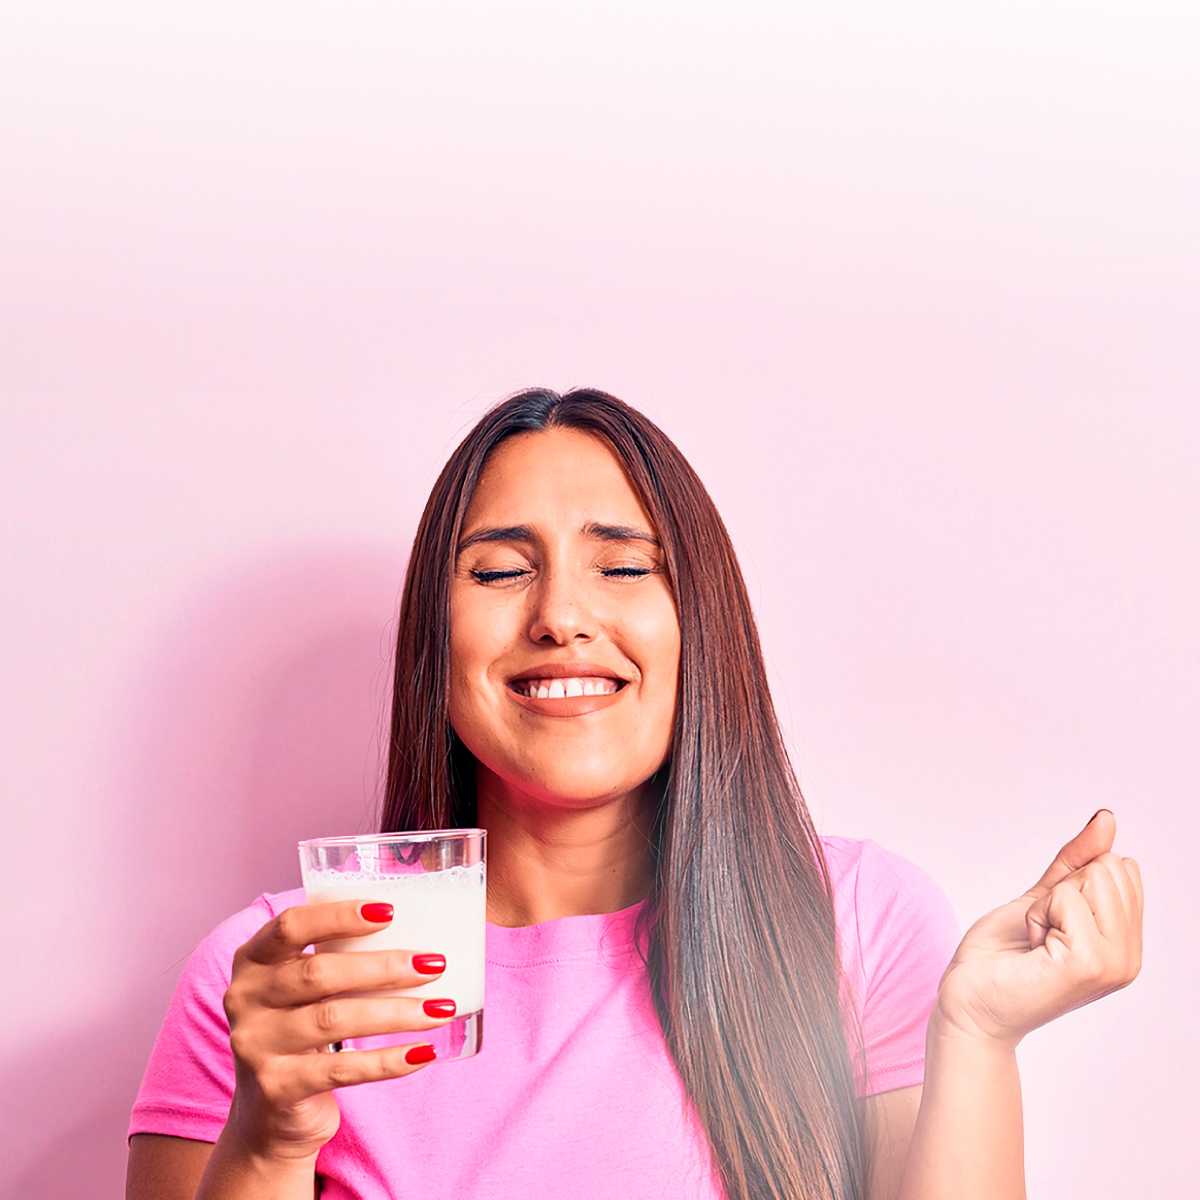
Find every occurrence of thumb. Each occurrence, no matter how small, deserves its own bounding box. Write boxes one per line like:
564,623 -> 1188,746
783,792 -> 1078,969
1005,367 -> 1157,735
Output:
1027,809 -> 1116,898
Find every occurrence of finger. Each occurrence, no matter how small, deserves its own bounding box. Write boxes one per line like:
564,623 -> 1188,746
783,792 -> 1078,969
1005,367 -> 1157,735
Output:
1025,874 -> 1100,954
1123,857 -> 1144,912
1071,852 -> 1142,940
1028,809 -> 1116,897
240,902 -> 398,966
276,994 -> 458,1055
1027,874 -> 1140,1001
1074,856 -> 1131,942
262,948 -> 447,1008
259,1041 -> 439,1106
1094,852 -> 1141,926
1112,857 -> 1144,977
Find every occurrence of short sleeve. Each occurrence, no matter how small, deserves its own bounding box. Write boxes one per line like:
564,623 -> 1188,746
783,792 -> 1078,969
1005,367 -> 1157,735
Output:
128,892 -> 299,1143
823,837 -> 961,1098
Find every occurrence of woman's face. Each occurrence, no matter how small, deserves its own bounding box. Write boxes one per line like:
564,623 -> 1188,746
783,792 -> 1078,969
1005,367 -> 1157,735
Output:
449,427 -> 681,813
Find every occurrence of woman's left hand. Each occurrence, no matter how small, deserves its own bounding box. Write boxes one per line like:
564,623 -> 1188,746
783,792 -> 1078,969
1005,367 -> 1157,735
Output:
933,809 -> 1143,1048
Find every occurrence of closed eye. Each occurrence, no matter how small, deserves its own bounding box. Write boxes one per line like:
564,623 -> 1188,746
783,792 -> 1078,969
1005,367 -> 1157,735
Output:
602,567 -> 652,578
471,568 -> 530,584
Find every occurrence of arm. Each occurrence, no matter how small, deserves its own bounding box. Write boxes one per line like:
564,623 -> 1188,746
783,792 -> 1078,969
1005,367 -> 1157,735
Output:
861,1087 -> 922,1200
892,1022 -> 1024,1200
127,1135 -> 213,1200
889,811 -> 1143,1200
126,1135 -> 324,1200
127,900 -> 454,1200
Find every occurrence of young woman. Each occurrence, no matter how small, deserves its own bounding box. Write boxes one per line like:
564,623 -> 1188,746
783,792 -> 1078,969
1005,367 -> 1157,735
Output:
127,389 -> 1143,1200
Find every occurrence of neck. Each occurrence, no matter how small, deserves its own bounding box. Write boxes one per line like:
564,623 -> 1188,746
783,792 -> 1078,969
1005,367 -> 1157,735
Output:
476,772 -> 658,927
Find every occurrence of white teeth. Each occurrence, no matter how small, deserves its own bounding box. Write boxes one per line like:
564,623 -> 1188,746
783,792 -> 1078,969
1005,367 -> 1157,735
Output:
515,676 -> 620,699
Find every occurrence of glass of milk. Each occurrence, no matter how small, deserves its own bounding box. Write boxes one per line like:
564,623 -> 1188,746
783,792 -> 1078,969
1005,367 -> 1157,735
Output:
298,829 -> 486,1062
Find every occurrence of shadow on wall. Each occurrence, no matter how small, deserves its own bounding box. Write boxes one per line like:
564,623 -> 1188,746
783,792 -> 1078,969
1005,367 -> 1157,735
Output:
2,545 -> 408,1200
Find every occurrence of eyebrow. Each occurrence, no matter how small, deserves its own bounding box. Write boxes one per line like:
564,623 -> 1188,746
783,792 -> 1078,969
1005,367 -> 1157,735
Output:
456,522 -> 660,554
457,524 -> 535,553
583,522 -> 660,547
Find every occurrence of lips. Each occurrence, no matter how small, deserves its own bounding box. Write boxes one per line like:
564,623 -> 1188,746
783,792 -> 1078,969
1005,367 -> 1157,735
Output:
506,662 -> 629,715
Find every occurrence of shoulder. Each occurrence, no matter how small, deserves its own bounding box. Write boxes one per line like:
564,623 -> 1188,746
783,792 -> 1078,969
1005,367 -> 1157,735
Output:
819,835 -> 948,908
818,835 -> 960,993
818,837 -> 960,1095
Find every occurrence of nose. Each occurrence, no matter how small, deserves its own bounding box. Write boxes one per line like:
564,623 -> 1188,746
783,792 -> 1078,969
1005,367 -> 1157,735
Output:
526,568 -> 595,646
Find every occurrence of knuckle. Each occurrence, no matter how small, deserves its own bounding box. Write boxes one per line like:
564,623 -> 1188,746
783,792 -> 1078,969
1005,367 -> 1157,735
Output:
326,1057 -> 357,1088
313,1000 -> 343,1037
299,953 -> 333,992
275,908 -> 303,946
256,1062 -> 288,1106
228,1025 -> 259,1066
223,981 -> 249,1023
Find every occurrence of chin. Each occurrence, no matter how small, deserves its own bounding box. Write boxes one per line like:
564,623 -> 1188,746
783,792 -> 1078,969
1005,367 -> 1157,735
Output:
476,751 -> 665,812
524,771 -> 656,809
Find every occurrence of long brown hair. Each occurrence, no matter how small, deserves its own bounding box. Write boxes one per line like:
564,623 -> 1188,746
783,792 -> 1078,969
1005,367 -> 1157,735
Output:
383,389 -> 864,1200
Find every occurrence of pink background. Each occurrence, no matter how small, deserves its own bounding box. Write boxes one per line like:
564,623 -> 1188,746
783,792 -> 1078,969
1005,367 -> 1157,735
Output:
2,4 -> 1196,1196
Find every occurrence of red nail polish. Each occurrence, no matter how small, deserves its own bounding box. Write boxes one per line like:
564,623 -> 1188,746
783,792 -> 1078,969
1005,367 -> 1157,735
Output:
422,999 -> 456,1018
361,902 -> 394,923
412,953 -> 446,975
405,1043 -> 437,1065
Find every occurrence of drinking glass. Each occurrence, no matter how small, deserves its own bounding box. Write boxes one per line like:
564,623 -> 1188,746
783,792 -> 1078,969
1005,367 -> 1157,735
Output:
298,829 -> 486,1061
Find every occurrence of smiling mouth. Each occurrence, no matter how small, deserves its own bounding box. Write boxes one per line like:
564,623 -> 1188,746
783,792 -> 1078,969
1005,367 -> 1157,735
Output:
509,677 -> 625,700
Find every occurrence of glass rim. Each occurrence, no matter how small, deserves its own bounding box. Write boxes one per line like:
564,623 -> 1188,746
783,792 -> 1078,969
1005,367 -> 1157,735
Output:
298,828 -> 485,850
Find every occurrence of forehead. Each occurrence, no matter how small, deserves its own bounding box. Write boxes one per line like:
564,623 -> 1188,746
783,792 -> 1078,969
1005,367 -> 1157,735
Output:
464,428 -> 655,528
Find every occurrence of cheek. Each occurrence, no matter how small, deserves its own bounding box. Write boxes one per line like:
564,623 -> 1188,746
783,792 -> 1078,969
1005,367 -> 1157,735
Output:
620,599 -> 681,742
449,596 -> 499,677
624,597 -> 681,682
448,607 -> 495,735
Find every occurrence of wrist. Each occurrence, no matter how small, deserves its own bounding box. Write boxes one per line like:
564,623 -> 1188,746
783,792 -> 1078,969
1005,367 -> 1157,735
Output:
199,1122 -> 320,1200
223,1093 -> 328,1169
927,1001 -> 1024,1058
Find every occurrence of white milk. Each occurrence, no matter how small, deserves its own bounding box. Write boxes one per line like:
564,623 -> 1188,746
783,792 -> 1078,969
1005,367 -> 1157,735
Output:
303,861 -> 486,1014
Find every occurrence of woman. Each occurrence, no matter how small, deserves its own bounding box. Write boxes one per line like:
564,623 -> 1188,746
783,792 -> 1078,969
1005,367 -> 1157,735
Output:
127,388 -> 1143,1200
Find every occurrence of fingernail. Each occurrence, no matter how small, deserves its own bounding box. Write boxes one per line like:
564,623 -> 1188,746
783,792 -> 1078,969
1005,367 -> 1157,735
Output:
1089,809 -> 1113,824
405,1043 -> 437,1065
361,902 -> 394,923
412,953 -> 446,975
422,999 -> 457,1018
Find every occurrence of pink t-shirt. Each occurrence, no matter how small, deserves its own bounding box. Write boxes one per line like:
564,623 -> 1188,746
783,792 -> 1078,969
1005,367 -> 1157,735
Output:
130,837 -> 958,1199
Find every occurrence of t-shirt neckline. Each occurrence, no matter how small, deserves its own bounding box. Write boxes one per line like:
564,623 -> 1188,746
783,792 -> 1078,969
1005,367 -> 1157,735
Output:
485,899 -> 647,965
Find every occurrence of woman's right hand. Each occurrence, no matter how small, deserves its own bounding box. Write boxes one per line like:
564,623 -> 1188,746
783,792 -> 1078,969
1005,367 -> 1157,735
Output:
221,899 -> 455,1164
